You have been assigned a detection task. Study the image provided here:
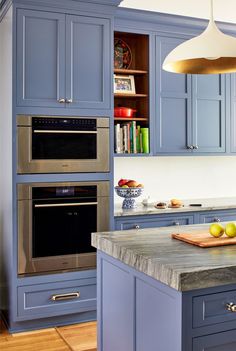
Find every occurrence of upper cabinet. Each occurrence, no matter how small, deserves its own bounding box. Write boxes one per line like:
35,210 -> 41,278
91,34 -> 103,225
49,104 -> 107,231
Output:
155,36 -> 226,155
230,73 -> 236,152
16,9 -> 111,110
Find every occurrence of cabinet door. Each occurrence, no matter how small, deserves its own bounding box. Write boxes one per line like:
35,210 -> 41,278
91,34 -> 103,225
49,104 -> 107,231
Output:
155,36 -> 192,154
66,15 -> 110,110
16,9 -> 66,108
193,329 -> 236,351
230,73 -> 236,152
115,214 -> 194,230
199,209 -> 236,224
192,74 -> 226,153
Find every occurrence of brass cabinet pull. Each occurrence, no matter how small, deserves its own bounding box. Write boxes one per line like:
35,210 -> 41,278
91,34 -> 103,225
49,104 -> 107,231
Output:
51,292 -> 80,301
58,98 -> 66,103
226,302 -> 236,312
34,202 -> 98,208
33,130 -> 97,134
214,217 -> 221,222
134,224 -> 140,229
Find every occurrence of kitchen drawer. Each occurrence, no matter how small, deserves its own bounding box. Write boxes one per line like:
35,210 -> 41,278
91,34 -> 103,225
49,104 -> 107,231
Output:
199,210 -> 236,224
115,214 -> 194,231
193,289 -> 236,328
17,278 -> 96,320
193,329 -> 236,351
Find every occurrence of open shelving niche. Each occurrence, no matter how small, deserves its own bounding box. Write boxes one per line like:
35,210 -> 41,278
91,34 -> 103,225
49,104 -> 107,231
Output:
114,31 -> 150,156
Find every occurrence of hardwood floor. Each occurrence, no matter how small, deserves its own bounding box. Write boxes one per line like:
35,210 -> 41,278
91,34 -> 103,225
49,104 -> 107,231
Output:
0,319 -> 97,351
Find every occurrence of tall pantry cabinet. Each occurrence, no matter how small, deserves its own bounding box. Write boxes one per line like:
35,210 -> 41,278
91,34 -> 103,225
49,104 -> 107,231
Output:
0,0 -> 121,332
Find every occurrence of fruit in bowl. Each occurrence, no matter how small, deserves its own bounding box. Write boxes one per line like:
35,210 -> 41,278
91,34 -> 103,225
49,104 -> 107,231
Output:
115,179 -> 144,209
117,179 -> 144,188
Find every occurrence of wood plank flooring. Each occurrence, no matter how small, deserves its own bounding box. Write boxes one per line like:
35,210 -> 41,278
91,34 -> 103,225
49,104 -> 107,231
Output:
0,318 -> 97,351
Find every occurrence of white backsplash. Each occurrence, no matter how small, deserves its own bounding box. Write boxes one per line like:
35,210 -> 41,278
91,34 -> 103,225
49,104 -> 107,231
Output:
114,156 -> 236,204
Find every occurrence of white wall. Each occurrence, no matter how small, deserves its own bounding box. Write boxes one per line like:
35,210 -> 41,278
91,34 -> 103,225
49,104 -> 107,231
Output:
120,0 -> 236,24
114,156 -> 236,204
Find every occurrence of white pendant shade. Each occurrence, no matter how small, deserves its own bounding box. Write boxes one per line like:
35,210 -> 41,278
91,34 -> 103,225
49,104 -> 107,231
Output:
162,0 -> 236,74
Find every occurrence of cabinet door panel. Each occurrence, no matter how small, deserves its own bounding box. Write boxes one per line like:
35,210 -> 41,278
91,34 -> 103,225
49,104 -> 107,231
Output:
17,9 -> 66,107
192,75 -> 226,153
155,36 -> 192,154
115,214 -> 194,230
199,210 -> 236,224
193,330 -> 236,351
66,15 -> 110,109
230,74 -> 236,152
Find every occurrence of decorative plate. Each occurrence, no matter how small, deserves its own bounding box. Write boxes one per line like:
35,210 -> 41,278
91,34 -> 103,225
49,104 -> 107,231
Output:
114,38 -> 132,69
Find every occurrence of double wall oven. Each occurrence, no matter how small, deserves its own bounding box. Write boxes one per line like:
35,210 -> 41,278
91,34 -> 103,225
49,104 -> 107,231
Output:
18,181 -> 109,276
17,115 -> 109,174
17,115 -> 110,276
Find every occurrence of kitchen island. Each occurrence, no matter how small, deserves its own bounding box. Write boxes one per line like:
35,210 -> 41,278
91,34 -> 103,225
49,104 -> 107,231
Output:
92,224 -> 236,351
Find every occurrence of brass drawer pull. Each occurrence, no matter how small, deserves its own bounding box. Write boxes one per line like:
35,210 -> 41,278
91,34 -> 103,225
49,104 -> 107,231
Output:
226,302 -> 236,312
51,292 -> 80,301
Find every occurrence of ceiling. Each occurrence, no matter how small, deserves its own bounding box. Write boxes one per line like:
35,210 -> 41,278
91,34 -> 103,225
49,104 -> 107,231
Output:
120,0 -> 236,24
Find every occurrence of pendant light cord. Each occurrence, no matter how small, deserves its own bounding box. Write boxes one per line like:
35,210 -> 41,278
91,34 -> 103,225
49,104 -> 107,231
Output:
210,0 -> 214,22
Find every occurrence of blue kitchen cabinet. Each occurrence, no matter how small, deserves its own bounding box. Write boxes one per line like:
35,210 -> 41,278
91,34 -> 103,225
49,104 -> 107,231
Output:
198,209 -> 236,223
155,35 -> 226,155
230,73 -> 236,152
193,330 -> 236,351
65,15 -> 110,110
192,74 -> 226,153
115,213 -> 194,230
155,36 -> 192,154
16,9 -> 66,108
16,9 -> 111,110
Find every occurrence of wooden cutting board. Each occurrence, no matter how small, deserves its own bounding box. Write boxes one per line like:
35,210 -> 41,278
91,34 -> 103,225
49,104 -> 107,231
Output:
172,230 -> 236,248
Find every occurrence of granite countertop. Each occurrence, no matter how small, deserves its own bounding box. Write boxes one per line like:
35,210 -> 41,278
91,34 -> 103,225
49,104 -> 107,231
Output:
92,223 -> 236,292
114,197 -> 236,217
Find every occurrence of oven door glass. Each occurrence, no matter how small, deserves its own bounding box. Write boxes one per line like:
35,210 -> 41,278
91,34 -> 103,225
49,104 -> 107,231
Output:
32,131 -> 97,160
32,201 -> 97,258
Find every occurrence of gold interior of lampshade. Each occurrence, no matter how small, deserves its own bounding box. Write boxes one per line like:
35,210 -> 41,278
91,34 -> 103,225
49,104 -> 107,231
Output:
164,57 -> 236,74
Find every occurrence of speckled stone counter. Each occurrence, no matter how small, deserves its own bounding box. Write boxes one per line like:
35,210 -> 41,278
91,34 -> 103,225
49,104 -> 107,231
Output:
114,197 -> 236,217
92,223 -> 236,291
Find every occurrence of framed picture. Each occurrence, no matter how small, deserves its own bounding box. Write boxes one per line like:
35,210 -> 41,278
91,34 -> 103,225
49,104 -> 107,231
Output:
114,74 -> 136,94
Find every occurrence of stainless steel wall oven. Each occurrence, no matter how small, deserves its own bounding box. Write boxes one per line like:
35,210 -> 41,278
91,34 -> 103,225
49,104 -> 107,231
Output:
17,115 -> 110,174
18,181 -> 109,276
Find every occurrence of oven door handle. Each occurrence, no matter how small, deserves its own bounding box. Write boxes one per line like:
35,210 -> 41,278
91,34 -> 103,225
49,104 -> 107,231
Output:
33,130 -> 97,134
34,202 -> 98,208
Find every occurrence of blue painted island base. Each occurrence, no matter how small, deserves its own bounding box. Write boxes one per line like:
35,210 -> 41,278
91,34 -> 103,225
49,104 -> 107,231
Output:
97,251 -> 236,351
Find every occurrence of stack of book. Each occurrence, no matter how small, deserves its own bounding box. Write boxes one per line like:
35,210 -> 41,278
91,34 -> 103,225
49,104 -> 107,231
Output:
115,121 -> 149,154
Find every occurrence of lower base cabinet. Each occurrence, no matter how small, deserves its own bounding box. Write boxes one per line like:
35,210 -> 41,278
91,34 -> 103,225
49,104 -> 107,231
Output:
17,278 -> 96,320
193,330 -> 236,351
98,251 -> 236,351
115,208 -> 236,231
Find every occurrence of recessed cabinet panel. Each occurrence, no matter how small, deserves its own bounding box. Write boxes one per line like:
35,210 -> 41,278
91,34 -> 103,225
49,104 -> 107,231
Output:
193,330 -> 236,351
17,9 -> 66,107
231,74 -> 236,152
66,15 -> 110,109
195,100 -> 222,149
192,74 -> 225,153
195,74 -> 221,97
156,36 -> 191,154
159,38 -> 187,94
158,97 -> 189,152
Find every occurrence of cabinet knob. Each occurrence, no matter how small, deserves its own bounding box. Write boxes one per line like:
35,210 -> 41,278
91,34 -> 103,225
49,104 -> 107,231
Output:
214,217 -> 221,222
134,224 -> 140,229
58,98 -> 66,103
173,222 -> 180,226
193,145 -> 199,150
187,145 -> 194,150
226,302 -> 236,312
66,98 -> 73,103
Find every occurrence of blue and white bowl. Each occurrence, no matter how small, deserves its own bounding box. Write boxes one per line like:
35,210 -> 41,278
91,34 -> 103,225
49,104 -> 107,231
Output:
115,186 -> 144,209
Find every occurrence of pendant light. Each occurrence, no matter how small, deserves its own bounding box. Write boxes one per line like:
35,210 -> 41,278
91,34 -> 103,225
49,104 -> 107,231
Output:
162,0 -> 236,74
